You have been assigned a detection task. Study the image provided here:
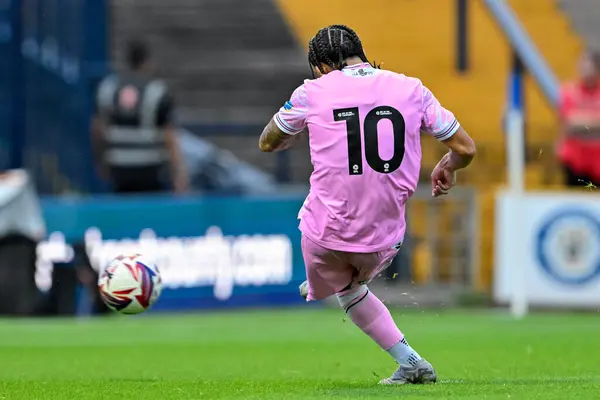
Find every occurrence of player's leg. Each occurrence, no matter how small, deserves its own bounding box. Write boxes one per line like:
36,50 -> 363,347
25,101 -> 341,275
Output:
299,235 -> 354,302
346,251 -> 437,385
299,236 -> 436,384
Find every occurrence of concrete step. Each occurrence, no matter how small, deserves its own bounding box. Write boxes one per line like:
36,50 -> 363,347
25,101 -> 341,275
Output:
109,0 -> 307,124
556,0 -> 600,49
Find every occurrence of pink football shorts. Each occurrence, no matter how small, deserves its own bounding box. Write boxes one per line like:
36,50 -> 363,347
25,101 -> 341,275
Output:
301,235 -> 399,301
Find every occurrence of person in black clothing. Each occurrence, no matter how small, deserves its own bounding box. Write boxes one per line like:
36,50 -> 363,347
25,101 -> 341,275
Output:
91,41 -> 188,193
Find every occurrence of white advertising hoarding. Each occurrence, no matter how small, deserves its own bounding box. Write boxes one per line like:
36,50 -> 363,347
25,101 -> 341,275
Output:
495,191 -> 600,308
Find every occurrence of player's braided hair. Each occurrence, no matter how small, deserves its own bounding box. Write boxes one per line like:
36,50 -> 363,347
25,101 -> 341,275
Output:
308,25 -> 378,75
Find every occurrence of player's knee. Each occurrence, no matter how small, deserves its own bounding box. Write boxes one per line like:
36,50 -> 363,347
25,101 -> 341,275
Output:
336,284 -> 368,310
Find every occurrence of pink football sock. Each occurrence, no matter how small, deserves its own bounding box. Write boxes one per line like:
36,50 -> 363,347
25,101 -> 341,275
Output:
337,286 -> 403,350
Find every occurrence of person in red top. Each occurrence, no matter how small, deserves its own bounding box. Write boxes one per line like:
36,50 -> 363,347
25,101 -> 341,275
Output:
558,51 -> 600,187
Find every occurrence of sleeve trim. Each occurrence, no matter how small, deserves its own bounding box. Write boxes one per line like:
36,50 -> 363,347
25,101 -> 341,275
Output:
434,119 -> 460,141
274,113 -> 303,135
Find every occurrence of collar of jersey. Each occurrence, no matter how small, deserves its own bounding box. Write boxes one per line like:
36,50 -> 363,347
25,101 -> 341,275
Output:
343,63 -> 373,70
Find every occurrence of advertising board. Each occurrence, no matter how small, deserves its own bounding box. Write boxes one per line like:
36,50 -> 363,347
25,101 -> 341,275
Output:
39,195 -> 307,311
495,191 -> 600,308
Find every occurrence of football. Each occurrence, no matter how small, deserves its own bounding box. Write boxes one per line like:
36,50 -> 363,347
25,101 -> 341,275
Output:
98,254 -> 162,314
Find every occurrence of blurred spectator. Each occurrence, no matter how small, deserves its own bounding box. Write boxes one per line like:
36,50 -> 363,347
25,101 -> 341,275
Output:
557,50 -> 600,188
91,41 -> 188,194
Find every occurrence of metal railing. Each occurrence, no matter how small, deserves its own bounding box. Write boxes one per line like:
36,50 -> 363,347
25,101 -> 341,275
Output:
482,0 -> 560,109
408,187 -> 479,288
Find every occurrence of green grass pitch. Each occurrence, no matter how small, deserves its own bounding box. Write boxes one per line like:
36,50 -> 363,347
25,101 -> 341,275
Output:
0,308 -> 598,399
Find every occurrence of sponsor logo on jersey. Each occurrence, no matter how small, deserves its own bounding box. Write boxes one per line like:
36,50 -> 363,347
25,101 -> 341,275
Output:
283,101 -> 294,111
351,68 -> 374,77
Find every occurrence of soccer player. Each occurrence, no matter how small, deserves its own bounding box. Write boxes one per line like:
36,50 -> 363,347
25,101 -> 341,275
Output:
259,25 -> 476,385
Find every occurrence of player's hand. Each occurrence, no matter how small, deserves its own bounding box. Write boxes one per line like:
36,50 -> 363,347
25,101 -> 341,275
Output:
431,154 -> 456,197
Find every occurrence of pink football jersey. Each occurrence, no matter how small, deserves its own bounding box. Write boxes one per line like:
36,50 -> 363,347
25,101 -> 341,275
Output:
274,63 -> 460,252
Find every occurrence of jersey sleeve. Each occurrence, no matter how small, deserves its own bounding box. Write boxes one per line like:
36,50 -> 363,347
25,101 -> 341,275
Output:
273,84 -> 309,135
420,84 -> 460,141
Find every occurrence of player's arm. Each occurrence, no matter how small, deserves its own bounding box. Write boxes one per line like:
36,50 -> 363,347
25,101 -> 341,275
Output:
259,84 -> 308,152
439,127 -> 476,170
420,83 -> 475,196
421,84 -> 476,169
258,118 -> 300,152
91,114 -> 104,159
157,93 -> 188,193
429,128 -> 476,197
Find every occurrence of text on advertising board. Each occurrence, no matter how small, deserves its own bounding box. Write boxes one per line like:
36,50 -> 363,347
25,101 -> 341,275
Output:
36,226 -> 293,300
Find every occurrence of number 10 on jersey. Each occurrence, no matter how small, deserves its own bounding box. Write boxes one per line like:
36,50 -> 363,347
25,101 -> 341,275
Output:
334,106 -> 406,175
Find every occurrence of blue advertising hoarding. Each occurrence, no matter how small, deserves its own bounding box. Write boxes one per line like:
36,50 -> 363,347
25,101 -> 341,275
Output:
39,195 -> 308,311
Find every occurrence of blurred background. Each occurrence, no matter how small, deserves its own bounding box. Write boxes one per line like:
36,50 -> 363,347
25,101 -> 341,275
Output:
0,0 -> 599,317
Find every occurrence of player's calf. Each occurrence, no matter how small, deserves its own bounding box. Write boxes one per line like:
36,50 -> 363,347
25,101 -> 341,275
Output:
336,286 -> 428,370
300,280 -> 435,384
